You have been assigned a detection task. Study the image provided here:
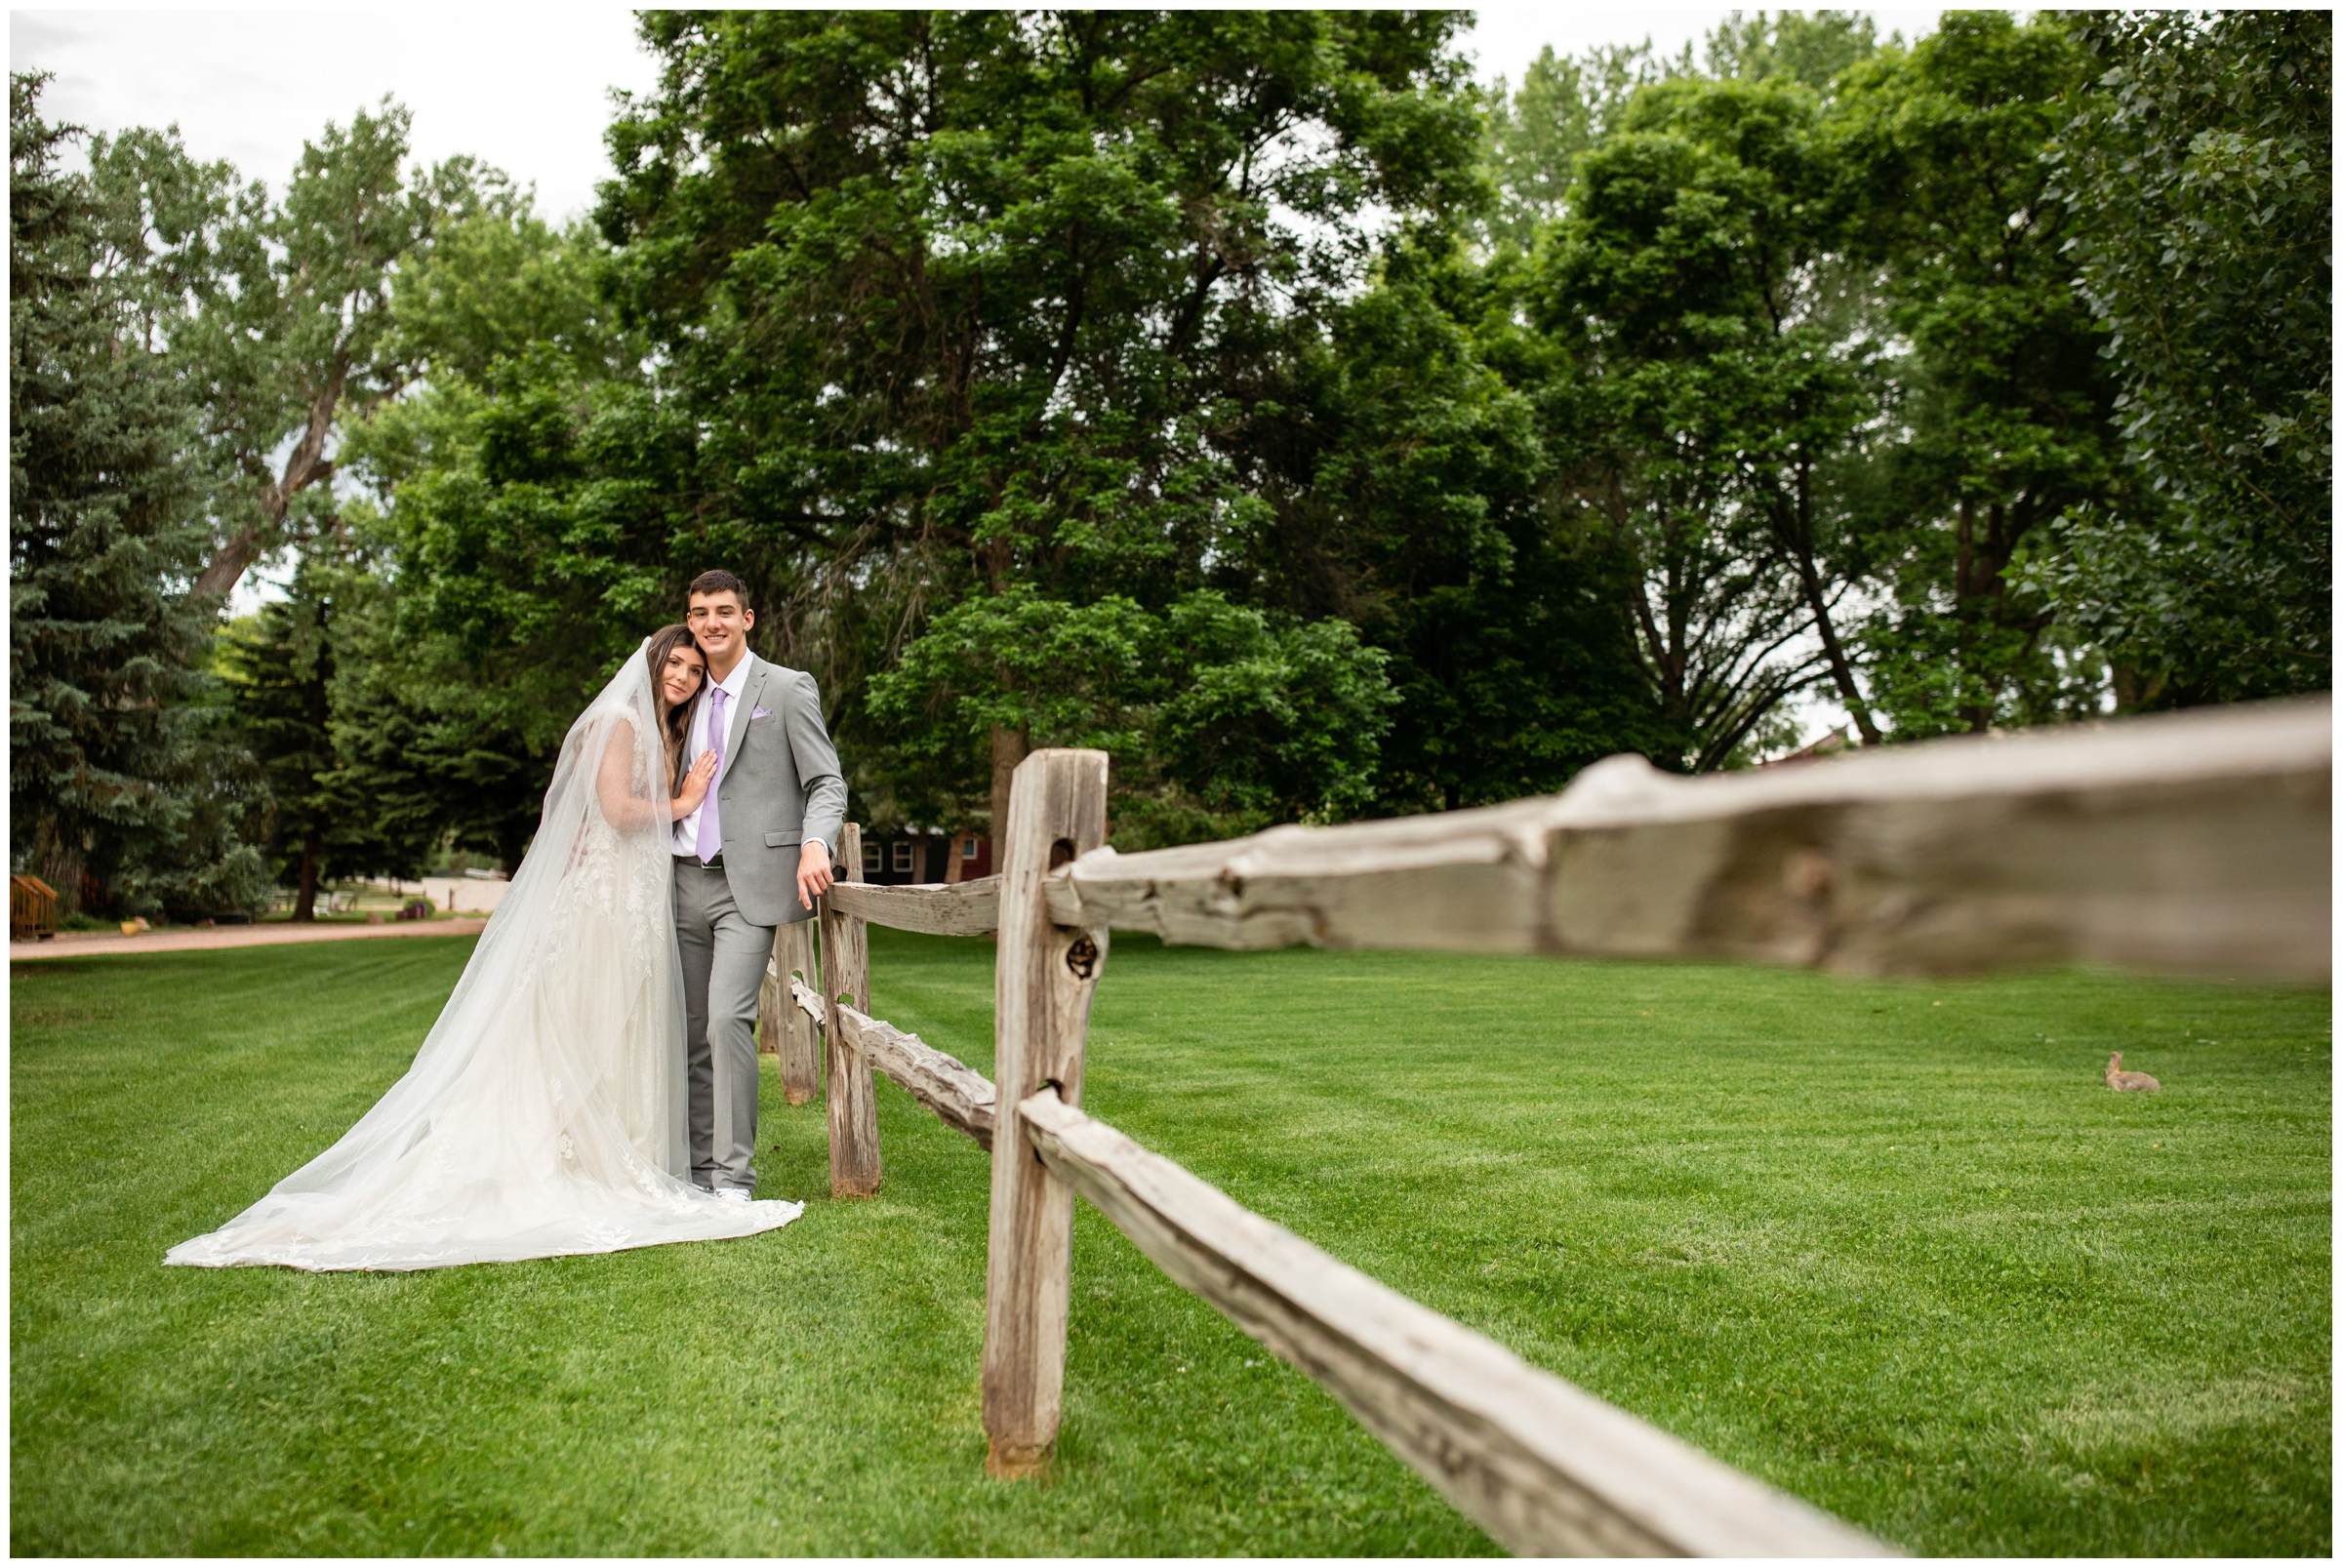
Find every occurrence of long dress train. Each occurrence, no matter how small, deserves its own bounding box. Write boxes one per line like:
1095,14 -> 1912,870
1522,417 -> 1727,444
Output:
166,643 -> 802,1271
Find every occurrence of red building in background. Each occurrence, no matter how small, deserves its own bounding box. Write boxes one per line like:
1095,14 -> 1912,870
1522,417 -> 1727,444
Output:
855,826 -> 989,885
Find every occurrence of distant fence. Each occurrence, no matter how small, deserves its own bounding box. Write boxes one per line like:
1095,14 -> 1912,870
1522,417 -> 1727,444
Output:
778,696 -> 2329,1556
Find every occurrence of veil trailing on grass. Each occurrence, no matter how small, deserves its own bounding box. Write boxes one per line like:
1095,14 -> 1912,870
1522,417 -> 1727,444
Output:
167,641 -> 802,1271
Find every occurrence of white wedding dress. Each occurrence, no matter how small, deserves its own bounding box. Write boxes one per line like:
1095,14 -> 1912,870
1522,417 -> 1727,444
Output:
167,645 -> 803,1271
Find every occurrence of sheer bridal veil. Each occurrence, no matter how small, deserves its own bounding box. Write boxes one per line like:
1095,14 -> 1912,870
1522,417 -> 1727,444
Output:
167,640 -> 802,1270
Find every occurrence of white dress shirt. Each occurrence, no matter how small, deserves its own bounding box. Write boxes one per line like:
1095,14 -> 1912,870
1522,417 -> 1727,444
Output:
670,657 -> 827,861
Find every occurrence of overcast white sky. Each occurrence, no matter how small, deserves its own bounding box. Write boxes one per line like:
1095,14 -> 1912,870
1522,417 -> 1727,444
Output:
15,6 -> 1944,223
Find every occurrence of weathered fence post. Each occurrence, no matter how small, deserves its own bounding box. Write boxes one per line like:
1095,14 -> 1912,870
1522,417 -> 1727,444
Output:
773,920 -> 822,1105
821,823 -> 880,1197
981,748 -> 1110,1478
757,943 -> 786,1059
756,975 -> 781,1057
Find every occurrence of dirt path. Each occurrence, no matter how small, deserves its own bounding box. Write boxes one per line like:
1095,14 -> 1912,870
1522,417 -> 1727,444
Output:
10,918 -> 488,962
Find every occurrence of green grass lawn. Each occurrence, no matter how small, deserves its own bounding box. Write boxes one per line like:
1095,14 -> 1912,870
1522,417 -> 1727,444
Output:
12,930 -> 2329,1555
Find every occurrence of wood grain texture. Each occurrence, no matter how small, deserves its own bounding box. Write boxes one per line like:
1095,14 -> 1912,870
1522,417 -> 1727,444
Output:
773,920 -> 821,1105
791,983 -> 996,1147
1017,1089 -> 1888,1558
839,1003 -> 997,1150
755,961 -> 784,1058
1044,697 -> 2330,980
819,824 -> 880,1198
825,875 -> 1001,936
982,748 -> 1110,1479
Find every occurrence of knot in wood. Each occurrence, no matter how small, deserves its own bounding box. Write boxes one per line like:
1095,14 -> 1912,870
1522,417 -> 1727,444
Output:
1065,934 -> 1100,982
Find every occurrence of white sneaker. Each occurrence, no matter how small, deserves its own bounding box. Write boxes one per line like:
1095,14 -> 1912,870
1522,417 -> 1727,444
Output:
710,1187 -> 751,1204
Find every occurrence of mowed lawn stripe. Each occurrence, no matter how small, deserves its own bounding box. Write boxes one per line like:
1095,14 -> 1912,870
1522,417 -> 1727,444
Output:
11,931 -> 2329,1554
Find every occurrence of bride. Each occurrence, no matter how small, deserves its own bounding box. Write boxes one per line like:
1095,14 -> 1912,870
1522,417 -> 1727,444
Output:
167,627 -> 805,1271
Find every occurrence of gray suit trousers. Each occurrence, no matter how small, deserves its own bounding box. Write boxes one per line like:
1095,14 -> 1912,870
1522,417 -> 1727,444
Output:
673,859 -> 771,1193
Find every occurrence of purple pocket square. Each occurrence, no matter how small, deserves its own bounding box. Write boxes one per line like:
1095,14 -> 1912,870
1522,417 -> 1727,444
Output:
750,705 -> 774,720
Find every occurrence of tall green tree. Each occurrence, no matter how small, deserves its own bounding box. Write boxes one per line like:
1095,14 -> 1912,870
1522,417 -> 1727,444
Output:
1228,246 -> 1659,809
1539,75 -> 1886,767
225,579 -> 337,919
1477,13 -> 1900,771
1834,12 -> 2123,735
596,9 -> 1481,831
217,547 -> 431,912
333,350 -> 692,871
9,73 -> 267,917
358,13 -> 1633,845
302,174 -> 635,876
80,103 -> 544,897
2034,9 -> 2331,707
88,101 -> 489,602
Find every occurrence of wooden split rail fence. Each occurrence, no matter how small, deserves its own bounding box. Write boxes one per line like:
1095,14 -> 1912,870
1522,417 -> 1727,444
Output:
766,696 -> 2330,1556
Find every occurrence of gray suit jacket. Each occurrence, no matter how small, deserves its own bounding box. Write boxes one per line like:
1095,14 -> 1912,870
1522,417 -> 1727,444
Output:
702,654 -> 847,927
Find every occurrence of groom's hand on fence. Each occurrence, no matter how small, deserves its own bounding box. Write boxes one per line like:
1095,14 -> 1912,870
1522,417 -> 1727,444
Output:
796,840 -> 835,910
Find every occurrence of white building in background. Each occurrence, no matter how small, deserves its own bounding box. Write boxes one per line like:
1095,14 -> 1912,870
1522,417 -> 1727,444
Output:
421,869 -> 511,915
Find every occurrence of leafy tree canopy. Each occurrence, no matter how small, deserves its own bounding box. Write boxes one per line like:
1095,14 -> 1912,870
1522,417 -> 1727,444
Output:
2031,8 -> 2332,707
1832,11 -> 2123,735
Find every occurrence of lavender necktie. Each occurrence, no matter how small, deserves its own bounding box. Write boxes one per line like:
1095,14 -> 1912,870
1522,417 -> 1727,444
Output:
695,685 -> 727,862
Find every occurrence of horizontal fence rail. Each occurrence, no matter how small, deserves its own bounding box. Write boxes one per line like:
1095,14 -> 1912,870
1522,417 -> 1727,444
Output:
791,982 -> 997,1150
825,874 -> 1000,936
1040,697 -> 2330,980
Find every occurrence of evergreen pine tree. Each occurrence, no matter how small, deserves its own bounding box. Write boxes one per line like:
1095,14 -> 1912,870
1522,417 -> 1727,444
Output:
226,567 -> 347,920
9,73 -> 266,917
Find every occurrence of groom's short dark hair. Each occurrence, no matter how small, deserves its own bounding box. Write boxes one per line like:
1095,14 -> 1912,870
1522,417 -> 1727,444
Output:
688,569 -> 750,608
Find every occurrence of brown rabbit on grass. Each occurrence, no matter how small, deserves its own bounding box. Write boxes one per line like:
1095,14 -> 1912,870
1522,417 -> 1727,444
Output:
2106,1052 -> 2161,1092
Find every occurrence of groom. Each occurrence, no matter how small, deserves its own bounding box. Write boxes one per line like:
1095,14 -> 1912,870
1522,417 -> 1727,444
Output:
671,569 -> 847,1199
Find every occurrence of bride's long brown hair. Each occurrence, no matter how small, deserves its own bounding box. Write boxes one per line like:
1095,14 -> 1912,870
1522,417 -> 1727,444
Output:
644,623 -> 705,790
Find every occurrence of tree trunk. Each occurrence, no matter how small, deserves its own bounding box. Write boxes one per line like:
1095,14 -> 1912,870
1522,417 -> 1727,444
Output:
293,827 -> 323,922
193,530 -> 262,601
1776,472 -> 1881,747
192,352 -> 350,602
990,725 -> 1028,845
1796,556 -> 1882,746
38,842 -> 88,918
